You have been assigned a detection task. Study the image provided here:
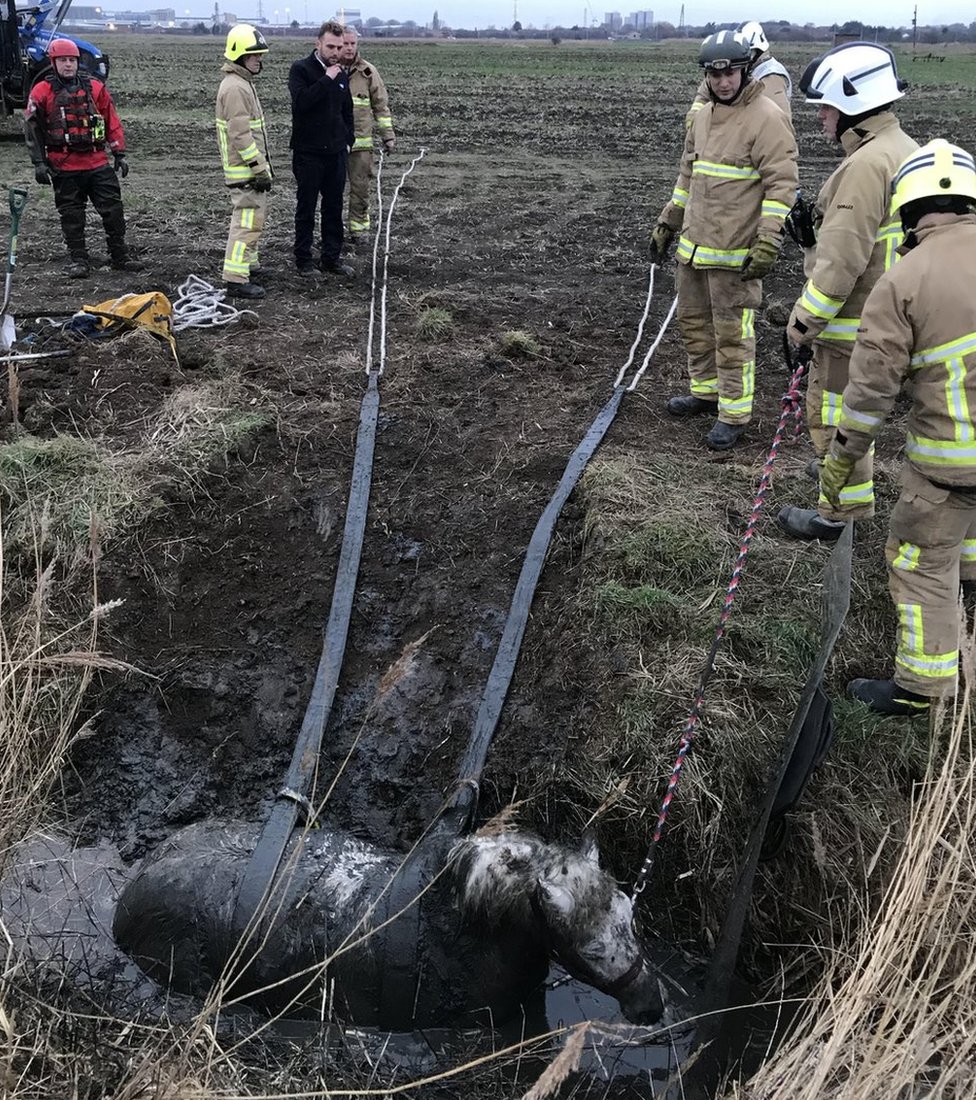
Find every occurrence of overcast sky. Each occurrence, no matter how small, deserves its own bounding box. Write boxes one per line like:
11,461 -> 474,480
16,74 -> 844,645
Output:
126,1 -> 974,30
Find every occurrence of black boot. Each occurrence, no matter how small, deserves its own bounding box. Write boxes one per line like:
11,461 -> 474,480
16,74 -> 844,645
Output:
65,253 -> 90,279
777,506 -> 846,542
848,678 -> 931,717
111,255 -> 144,272
667,394 -> 716,417
706,420 -> 746,451
224,281 -> 265,300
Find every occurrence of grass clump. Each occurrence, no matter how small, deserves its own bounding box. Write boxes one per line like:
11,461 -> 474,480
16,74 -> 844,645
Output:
497,329 -> 541,360
415,306 -> 454,341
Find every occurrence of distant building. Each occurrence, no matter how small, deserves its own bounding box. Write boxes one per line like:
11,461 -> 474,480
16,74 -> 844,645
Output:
629,9 -> 653,28
604,11 -> 622,28
69,6 -> 106,17
336,7 -> 362,24
113,8 -> 176,22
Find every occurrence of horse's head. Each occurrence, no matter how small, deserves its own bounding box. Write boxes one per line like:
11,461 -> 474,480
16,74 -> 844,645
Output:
533,832 -> 664,1026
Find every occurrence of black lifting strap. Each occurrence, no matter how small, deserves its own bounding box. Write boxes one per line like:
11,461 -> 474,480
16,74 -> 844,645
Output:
232,372 -> 380,942
680,522 -> 853,1094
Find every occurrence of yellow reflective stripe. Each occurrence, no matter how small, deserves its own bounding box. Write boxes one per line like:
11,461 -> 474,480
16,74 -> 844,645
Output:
962,539 -> 976,562
876,219 -> 903,270
376,115 -> 393,128
742,307 -> 757,342
944,358 -> 975,443
248,120 -> 265,130
677,236 -> 750,267
895,597 -> 958,679
353,135 -> 374,150
689,101 -> 707,113
719,359 -> 755,419
240,207 -> 255,230
893,542 -> 921,571
692,160 -> 761,181
352,95 -> 371,106
349,217 -> 370,231
911,331 -> 976,368
690,376 -> 719,396
906,435 -> 976,466
671,186 -> 688,208
822,389 -> 842,427
820,316 -> 860,342
819,479 -> 873,506
224,165 -> 253,180
239,141 -> 259,161
801,280 -> 845,321
761,199 -> 790,219
839,402 -> 884,433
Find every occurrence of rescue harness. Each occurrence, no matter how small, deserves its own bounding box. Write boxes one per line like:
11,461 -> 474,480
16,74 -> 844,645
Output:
41,74 -> 106,152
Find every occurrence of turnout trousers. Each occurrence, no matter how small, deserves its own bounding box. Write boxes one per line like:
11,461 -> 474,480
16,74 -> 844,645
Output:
808,342 -> 875,521
223,187 -> 269,284
346,148 -> 373,234
676,263 -> 761,425
293,149 -> 347,270
886,463 -> 976,698
52,165 -> 127,262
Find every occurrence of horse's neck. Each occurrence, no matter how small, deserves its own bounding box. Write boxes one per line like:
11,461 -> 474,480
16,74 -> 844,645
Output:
453,831 -> 548,924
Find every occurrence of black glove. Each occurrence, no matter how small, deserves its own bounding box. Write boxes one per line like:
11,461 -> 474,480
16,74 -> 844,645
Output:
251,169 -> 273,193
649,222 -> 675,265
113,152 -> 129,178
34,163 -> 52,185
788,339 -> 813,366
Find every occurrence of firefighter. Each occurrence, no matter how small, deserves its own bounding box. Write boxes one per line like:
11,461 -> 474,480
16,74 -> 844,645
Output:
24,39 -> 140,279
822,139 -> 976,716
215,23 -> 272,301
685,20 -> 792,129
778,43 -> 916,541
652,31 -> 798,451
340,26 -> 396,246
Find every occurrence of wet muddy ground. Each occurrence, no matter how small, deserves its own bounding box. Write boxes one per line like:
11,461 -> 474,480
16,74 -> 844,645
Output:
1,36 -> 975,1094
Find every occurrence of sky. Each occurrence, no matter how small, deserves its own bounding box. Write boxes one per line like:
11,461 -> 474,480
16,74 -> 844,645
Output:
114,0 -> 976,31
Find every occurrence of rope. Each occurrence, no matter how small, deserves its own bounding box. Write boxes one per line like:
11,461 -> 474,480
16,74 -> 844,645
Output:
171,274 -> 258,331
631,346 -> 809,899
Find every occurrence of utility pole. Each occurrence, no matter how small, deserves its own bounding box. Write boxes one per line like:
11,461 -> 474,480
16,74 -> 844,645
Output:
912,4 -> 918,56
678,2 -> 685,36
257,0 -> 263,20
513,0 -> 517,25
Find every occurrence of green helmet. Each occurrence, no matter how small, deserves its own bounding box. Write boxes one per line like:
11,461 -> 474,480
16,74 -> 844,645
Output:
698,30 -> 752,72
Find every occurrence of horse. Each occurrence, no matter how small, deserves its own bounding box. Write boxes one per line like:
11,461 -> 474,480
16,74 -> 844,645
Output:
113,819 -> 664,1030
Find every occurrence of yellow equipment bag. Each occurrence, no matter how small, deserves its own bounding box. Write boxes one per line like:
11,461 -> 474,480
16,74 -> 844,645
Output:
79,291 -> 178,363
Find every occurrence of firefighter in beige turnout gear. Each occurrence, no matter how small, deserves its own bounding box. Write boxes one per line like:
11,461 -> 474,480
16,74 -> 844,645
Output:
778,42 -> 916,542
341,27 -> 396,241
823,140 -> 976,716
652,30 -> 798,451
216,24 -> 272,300
686,21 -> 792,129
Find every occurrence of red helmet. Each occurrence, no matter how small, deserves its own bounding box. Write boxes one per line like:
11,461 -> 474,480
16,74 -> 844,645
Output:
48,39 -> 81,59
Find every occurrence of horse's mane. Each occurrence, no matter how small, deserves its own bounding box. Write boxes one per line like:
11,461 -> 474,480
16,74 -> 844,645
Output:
449,829 -> 613,929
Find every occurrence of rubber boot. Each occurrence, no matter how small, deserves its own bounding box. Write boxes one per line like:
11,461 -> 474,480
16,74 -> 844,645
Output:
65,254 -> 90,279
706,420 -> 746,451
777,506 -> 846,542
848,678 -> 931,717
225,281 -> 265,300
111,255 -> 144,272
667,394 -> 716,417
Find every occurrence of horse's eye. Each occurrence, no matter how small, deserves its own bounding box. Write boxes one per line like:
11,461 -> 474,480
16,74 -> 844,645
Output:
581,941 -> 607,961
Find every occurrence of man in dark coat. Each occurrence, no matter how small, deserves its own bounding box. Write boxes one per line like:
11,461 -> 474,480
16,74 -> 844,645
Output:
288,20 -> 355,277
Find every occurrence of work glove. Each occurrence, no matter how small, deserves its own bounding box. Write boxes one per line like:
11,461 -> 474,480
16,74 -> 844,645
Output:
649,222 -> 675,265
741,235 -> 781,280
113,152 -> 129,178
382,137 -> 396,153
788,339 -> 813,367
251,169 -> 273,193
34,163 -> 51,185
820,450 -> 856,510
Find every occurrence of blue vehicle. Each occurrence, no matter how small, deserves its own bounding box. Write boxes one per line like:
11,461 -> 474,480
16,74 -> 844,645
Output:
0,0 -> 109,115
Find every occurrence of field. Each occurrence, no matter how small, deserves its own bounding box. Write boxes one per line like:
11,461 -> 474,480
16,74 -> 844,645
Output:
0,33 -> 975,1099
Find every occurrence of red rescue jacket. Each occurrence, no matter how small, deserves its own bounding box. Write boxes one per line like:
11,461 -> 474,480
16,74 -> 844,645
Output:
24,72 -> 125,171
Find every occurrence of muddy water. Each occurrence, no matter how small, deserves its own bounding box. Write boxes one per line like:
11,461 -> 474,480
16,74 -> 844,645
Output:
0,834 -> 706,1094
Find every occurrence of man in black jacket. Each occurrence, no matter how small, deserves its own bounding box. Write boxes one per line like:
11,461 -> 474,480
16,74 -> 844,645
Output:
288,20 -> 355,277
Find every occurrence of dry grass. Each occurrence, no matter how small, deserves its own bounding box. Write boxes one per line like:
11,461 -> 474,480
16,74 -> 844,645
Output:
737,636 -> 976,1099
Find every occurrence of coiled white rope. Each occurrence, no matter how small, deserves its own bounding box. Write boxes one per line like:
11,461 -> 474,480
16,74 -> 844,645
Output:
171,274 -> 258,332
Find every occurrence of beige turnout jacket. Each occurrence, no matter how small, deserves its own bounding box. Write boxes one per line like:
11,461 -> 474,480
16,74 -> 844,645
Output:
215,62 -> 270,186
659,77 -> 798,270
348,54 -> 395,151
788,112 -> 917,346
836,217 -> 976,486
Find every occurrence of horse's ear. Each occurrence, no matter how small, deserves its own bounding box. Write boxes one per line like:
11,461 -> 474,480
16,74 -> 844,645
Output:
537,877 -> 576,919
580,828 -> 600,868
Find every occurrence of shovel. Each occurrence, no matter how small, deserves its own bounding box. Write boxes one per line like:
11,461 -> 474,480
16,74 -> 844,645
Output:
1,187 -> 29,427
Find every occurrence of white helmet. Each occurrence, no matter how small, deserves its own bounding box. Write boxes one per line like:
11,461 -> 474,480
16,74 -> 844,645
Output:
800,42 -> 906,115
737,21 -> 768,55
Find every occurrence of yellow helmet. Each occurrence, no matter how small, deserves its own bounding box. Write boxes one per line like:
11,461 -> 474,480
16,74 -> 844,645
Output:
890,139 -> 976,219
224,23 -> 268,63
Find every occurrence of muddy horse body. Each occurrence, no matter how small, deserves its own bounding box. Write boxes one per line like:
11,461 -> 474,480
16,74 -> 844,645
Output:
114,821 -> 663,1029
